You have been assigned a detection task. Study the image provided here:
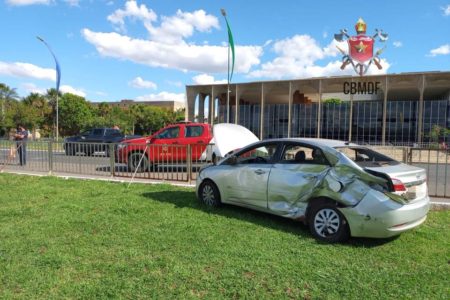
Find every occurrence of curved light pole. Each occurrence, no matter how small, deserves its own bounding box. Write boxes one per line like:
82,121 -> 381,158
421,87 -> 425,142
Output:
37,36 -> 61,141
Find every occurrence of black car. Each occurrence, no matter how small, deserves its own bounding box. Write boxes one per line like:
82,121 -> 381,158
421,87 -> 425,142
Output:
64,128 -> 139,156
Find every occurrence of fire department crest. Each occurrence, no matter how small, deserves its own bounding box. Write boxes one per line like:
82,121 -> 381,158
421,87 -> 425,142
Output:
334,18 -> 388,76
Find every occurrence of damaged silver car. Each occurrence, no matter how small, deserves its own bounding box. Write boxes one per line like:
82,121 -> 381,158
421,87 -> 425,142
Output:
196,139 -> 430,243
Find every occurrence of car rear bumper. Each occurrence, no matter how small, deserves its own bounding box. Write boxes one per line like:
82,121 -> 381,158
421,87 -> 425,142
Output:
340,190 -> 430,238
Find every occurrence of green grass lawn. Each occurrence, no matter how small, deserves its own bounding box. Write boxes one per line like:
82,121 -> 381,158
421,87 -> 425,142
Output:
0,174 -> 448,299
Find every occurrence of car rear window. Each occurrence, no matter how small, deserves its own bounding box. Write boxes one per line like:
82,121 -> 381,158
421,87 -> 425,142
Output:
92,129 -> 104,136
335,146 -> 399,167
105,129 -> 122,136
185,126 -> 203,137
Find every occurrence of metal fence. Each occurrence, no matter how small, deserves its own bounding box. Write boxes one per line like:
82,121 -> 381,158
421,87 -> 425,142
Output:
1,140 -> 449,198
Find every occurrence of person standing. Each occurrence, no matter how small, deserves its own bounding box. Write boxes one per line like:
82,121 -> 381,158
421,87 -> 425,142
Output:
14,125 -> 29,166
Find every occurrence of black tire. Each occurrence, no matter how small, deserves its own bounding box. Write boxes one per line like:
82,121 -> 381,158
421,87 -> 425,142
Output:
307,200 -> 350,243
65,144 -> 75,156
198,180 -> 221,207
84,147 -> 92,156
128,152 -> 150,172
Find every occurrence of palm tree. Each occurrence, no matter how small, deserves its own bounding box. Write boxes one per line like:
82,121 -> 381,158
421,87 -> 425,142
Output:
0,83 -> 19,136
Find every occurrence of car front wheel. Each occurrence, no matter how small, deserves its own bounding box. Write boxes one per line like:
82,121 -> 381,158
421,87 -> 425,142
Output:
128,152 -> 150,172
199,180 -> 221,207
308,201 -> 349,243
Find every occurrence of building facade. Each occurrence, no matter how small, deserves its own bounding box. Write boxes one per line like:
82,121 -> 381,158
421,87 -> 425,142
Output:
185,72 -> 450,145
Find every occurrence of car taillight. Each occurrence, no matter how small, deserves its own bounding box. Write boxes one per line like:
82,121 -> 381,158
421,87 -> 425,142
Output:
391,178 -> 407,192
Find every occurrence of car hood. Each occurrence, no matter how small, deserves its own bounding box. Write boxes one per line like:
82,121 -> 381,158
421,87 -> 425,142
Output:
211,123 -> 260,157
122,136 -> 148,144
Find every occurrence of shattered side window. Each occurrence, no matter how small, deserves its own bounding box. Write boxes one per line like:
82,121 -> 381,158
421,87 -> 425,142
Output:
336,147 -> 356,160
335,146 -> 398,167
281,145 -> 328,165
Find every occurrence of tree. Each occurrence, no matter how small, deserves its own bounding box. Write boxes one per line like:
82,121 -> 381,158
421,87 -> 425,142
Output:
323,98 -> 343,105
22,93 -> 52,134
0,83 -> 19,136
58,93 -> 95,136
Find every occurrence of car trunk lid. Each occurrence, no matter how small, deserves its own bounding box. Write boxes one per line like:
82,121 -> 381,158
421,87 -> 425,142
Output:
365,163 -> 427,202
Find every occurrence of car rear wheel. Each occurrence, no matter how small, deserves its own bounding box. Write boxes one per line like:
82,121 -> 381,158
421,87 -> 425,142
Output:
199,180 -> 221,207
308,201 -> 349,243
128,152 -> 150,172
65,144 -> 75,156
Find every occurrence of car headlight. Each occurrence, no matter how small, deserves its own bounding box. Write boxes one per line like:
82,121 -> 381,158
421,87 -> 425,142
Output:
117,144 -> 127,150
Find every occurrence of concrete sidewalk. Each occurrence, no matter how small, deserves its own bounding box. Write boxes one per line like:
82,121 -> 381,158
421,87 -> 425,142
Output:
1,169 -> 449,210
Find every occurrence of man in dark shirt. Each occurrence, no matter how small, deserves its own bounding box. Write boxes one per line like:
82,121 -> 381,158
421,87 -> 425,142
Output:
14,125 -> 29,166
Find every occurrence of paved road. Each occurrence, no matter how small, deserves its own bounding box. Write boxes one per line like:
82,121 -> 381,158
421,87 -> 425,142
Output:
0,149 -> 199,182
1,149 -> 449,197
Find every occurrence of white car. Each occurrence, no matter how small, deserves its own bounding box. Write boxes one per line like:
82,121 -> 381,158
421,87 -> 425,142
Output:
196,138 -> 430,243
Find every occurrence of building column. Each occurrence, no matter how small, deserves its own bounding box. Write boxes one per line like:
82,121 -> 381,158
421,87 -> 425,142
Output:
185,87 -> 197,122
209,86 -> 216,125
260,83 -> 265,139
417,75 -> 426,144
235,84 -> 240,125
198,93 -> 205,123
382,76 -> 389,145
317,80 -> 322,138
348,78 -> 354,142
288,82 -> 293,138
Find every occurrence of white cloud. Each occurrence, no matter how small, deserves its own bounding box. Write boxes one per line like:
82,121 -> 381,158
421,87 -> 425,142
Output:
429,44 -> 450,56
393,41 -> 403,48
83,2 -> 262,74
107,0 -> 157,32
60,85 -> 86,97
0,61 -> 55,81
442,5 -> 450,16
6,0 -> 79,6
129,76 -> 157,89
21,83 -> 47,95
82,29 -> 262,74
166,80 -> 183,87
192,74 -> 227,85
144,9 -> 219,44
20,82 -> 86,98
64,0 -> 79,6
249,35 -> 389,79
136,91 -> 185,103
6,0 -> 50,5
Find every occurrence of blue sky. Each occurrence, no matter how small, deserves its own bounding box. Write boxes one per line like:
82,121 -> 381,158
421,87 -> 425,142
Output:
1,0 -> 449,103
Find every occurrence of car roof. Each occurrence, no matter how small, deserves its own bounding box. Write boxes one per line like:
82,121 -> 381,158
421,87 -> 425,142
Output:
261,138 -> 359,148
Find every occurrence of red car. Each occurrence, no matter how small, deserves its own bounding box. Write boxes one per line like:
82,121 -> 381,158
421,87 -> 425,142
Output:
116,122 -> 213,171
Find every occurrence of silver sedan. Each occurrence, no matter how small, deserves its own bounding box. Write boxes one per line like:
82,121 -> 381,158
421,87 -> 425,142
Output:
196,139 -> 430,243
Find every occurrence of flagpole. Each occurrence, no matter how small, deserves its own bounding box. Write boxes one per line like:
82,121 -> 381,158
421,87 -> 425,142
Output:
37,36 -> 61,141
221,8 -> 230,123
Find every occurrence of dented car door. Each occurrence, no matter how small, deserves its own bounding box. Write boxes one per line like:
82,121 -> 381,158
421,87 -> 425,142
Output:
267,144 -> 331,217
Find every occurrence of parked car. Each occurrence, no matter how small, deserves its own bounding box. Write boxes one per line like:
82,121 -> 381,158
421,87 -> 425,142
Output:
196,138 -> 430,243
116,122 -> 213,171
64,128 -> 139,156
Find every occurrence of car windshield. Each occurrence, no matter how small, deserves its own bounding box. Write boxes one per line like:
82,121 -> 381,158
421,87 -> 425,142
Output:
334,146 -> 399,167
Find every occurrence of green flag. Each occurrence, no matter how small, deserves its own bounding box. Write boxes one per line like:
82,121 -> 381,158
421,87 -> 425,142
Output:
224,17 -> 235,82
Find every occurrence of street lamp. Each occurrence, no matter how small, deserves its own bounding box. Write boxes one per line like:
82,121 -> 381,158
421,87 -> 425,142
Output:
220,8 -> 235,123
37,36 -> 61,141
